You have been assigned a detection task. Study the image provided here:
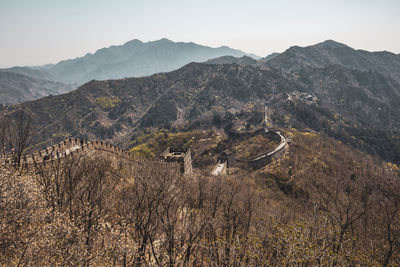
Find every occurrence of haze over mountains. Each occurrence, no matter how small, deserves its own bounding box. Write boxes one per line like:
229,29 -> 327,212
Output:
0,71 -> 73,104
0,38 -> 255,104
4,39 -> 400,166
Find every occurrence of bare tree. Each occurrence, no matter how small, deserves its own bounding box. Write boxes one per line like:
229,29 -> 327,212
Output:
116,161 -> 177,266
0,110 -> 32,167
367,176 -> 400,266
34,154 -> 122,265
310,174 -> 371,259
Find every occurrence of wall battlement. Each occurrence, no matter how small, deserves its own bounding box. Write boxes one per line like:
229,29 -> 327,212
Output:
20,138 -> 132,170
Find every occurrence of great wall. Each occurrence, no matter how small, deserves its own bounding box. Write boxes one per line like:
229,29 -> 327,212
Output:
19,138 -> 133,170
17,119 -> 288,176
17,137 -> 192,176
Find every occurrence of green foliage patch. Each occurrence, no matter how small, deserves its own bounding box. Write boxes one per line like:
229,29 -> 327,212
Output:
130,143 -> 155,158
95,97 -> 121,110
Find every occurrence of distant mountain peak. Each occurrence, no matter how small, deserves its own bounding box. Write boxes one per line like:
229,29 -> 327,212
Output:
266,39 -> 400,83
123,39 -> 144,46
154,38 -> 174,43
205,55 -> 259,66
315,40 -> 349,49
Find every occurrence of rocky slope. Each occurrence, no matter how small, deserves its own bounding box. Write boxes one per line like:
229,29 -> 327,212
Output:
265,40 -> 400,82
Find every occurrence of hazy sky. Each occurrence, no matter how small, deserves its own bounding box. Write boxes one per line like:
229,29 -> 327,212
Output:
1,0 -> 399,67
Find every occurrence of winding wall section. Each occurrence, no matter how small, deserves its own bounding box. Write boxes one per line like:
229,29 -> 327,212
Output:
244,130 -> 288,169
213,128 -> 289,175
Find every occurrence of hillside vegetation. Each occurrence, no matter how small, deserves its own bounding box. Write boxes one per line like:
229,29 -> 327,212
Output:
1,126 -> 399,265
4,57 -> 400,166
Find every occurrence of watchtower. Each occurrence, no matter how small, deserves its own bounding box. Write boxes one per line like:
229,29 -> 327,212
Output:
161,147 -> 192,175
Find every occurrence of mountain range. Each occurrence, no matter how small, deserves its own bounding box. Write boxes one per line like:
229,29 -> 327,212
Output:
0,38 -> 256,104
3,39 -> 400,165
208,40 -> 400,82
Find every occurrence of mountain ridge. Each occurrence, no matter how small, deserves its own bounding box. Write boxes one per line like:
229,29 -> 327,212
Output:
1,38 -> 257,84
0,38 -> 258,104
266,40 -> 400,82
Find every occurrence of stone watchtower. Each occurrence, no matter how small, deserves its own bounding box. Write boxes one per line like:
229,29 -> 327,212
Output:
161,147 -> 193,175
